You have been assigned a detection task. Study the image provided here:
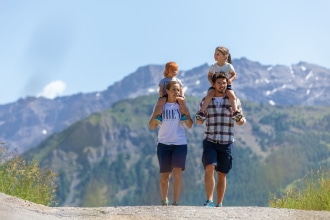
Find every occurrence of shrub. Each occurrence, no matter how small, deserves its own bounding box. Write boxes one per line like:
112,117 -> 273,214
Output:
0,144 -> 57,206
269,168 -> 330,210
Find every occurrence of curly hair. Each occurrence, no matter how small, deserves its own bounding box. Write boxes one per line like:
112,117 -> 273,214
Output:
163,61 -> 178,77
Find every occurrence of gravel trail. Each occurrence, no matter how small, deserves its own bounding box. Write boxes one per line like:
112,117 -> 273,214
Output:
1,193 -> 329,220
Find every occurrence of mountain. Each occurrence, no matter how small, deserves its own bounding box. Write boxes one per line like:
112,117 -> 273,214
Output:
23,95 -> 330,207
1,58 -> 330,153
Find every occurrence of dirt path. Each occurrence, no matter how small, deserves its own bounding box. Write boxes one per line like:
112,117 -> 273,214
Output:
1,193 -> 330,220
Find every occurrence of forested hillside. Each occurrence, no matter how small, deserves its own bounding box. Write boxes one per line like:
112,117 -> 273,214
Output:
24,95 -> 330,207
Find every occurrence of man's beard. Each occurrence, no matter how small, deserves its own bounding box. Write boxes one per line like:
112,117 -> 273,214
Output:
216,88 -> 226,94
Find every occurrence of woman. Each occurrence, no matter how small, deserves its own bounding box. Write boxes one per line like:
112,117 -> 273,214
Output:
149,80 -> 193,206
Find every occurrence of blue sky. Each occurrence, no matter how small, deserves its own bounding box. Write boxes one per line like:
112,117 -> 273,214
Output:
1,0 -> 329,105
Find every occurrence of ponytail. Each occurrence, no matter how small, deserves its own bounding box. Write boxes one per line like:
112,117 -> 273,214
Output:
227,53 -> 232,64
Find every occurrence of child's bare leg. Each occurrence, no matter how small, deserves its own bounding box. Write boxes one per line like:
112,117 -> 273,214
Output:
195,89 -> 215,121
199,89 -> 215,113
152,97 -> 166,119
226,90 -> 243,121
157,96 -> 167,106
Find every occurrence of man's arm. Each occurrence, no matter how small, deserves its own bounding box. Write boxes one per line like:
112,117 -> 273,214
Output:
195,98 -> 206,125
235,117 -> 246,126
235,99 -> 246,126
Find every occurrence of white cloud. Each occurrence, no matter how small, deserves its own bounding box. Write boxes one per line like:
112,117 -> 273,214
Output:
269,100 -> 276,106
37,80 -> 66,99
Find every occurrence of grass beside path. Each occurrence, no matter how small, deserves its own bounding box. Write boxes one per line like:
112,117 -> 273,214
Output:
0,144 -> 57,206
269,168 -> 330,211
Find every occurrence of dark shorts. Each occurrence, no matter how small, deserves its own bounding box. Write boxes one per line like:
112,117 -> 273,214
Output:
202,140 -> 233,174
208,85 -> 232,91
157,143 -> 187,173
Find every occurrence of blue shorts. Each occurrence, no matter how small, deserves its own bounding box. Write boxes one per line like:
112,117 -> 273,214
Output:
208,85 -> 232,91
202,140 -> 233,174
157,143 -> 187,173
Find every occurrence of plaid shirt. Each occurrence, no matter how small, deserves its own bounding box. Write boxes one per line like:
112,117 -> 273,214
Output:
199,95 -> 243,144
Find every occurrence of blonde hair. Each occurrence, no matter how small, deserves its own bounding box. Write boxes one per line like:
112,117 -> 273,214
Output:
163,62 -> 178,77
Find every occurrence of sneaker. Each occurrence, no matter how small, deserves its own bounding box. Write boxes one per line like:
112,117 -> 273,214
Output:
180,115 -> 188,122
155,115 -> 162,124
172,202 -> 179,206
203,200 -> 214,207
232,111 -> 243,122
195,112 -> 206,121
216,203 -> 222,207
161,199 -> 169,206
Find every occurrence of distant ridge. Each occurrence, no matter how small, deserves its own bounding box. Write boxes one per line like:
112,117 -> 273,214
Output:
0,58 -> 329,153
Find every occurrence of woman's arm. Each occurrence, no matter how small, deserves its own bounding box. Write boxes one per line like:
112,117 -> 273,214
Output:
183,115 -> 193,128
149,117 -> 159,130
148,104 -> 162,130
179,102 -> 193,128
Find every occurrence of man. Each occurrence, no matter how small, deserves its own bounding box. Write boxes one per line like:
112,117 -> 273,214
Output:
196,72 -> 246,207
